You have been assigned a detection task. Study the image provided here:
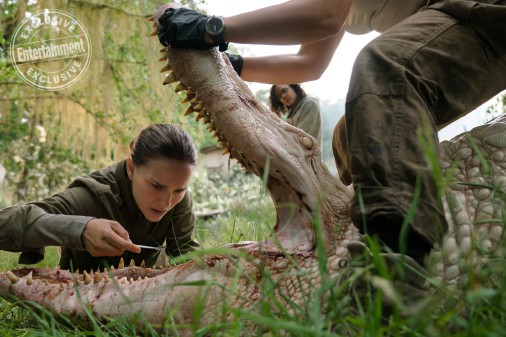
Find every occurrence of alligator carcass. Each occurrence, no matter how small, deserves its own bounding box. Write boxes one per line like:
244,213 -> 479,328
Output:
0,45 -> 504,334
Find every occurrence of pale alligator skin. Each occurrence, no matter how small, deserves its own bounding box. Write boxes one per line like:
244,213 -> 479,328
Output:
0,46 -> 504,334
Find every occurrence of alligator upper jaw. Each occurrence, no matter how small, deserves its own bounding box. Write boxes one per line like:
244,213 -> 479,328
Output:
159,47 -> 348,253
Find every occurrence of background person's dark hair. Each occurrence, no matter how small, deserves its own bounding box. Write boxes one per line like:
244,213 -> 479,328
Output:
130,124 -> 197,166
269,84 -> 307,116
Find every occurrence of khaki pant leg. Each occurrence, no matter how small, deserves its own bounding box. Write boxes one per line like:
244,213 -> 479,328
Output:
346,3 -> 506,258
332,116 -> 352,186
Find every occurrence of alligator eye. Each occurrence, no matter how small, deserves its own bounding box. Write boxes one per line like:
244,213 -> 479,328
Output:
300,136 -> 313,150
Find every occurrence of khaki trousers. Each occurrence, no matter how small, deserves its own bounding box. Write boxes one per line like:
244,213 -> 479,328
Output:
333,0 -> 506,261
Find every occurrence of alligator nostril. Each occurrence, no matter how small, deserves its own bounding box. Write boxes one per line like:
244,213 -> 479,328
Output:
301,136 -> 313,150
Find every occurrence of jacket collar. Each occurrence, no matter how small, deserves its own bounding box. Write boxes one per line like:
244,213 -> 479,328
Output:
287,96 -> 307,118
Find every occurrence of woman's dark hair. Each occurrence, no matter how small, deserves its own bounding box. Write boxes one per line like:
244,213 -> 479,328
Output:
130,124 -> 197,166
269,84 -> 307,116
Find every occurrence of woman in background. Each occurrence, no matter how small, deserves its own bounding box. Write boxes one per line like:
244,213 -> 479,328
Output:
269,84 -> 322,144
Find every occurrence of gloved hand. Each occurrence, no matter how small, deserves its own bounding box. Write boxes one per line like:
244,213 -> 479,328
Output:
157,7 -> 228,51
225,52 -> 243,76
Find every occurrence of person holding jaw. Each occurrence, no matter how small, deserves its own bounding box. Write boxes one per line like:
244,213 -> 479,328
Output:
269,84 -> 322,145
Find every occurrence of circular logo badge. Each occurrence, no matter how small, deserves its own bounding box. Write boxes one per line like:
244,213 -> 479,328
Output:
10,9 -> 92,91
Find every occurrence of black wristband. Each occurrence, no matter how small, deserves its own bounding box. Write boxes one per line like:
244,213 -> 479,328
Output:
225,52 -> 243,76
218,42 -> 229,52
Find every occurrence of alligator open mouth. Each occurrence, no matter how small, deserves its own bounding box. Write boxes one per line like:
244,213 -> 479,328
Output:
159,47 -> 353,253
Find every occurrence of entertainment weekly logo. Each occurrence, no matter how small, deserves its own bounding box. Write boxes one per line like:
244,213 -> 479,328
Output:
10,9 -> 92,91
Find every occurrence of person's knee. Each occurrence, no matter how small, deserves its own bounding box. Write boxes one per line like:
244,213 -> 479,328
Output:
332,116 -> 352,185
348,38 -> 403,101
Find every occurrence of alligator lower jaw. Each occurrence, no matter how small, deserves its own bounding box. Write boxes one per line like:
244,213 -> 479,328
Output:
2,264 -> 169,286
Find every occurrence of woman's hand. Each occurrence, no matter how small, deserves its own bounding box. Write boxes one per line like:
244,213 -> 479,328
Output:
153,3 -> 221,49
152,2 -> 181,28
81,219 -> 141,257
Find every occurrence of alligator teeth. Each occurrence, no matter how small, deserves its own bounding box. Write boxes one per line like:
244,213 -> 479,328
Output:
140,260 -> 146,268
129,259 -> 136,267
182,93 -> 195,104
83,271 -> 92,285
104,275 -> 110,283
204,115 -> 211,124
26,271 -> 33,285
190,97 -> 199,104
149,29 -> 158,36
119,277 -> 128,285
193,103 -> 203,111
222,148 -> 230,155
195,111 -> 206,121
160,63 -> 171,73
159,55 -> 168,62
94,272 -> 101,284
118,258 -> 125,269
129,278 -> 134,284
146,16 -> 154,22
174,82 -> 186,93
186,88 -> 194,95
6,271 -> 18,284
184,106 -> 194,116
163,72 -> 177,85
160,48 -> 166,53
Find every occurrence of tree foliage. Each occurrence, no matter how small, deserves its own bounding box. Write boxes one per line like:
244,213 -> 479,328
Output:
0,0 -> 215,204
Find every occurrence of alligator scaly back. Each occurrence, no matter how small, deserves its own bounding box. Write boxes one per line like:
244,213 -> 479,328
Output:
434,118 -> 506,285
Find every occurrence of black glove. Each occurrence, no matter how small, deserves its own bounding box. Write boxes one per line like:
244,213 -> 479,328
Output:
158,8 -> 228,51
225,52 -> 243,76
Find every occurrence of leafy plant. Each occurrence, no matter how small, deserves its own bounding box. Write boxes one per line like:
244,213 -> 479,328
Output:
190,165 -> 275,247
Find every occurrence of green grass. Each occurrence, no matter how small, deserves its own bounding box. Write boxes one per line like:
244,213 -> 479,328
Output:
0,248 -> 60,271
1,214 -> 506,336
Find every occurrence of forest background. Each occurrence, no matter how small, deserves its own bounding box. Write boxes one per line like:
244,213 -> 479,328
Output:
0,0 -> 504,244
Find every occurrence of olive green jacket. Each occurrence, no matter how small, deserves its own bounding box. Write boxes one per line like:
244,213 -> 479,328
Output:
287,96 -> 322,145
0,160 -> 198,271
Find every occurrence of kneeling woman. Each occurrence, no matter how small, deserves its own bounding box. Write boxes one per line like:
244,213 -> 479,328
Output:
0,124 -> 199,272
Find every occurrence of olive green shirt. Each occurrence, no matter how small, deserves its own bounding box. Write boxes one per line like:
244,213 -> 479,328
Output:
0,160 -> 198,271
345,0 -> 426,34
287,96 -> 322,145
